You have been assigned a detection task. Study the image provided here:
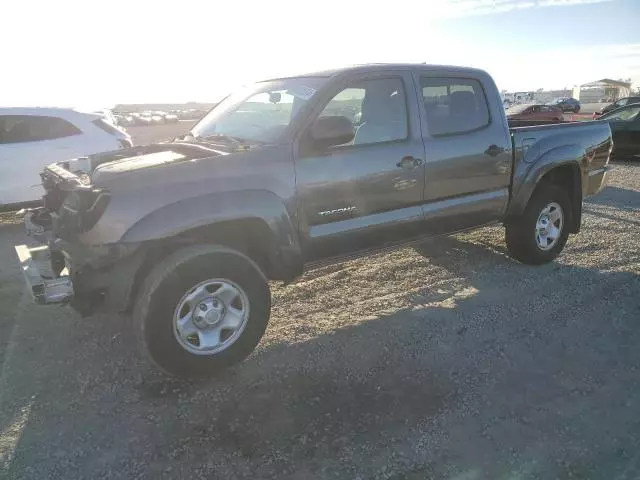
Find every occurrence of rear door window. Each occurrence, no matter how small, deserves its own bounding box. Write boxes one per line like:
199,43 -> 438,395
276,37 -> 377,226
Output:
421,77 -> 490,136
0,115 -> 82,144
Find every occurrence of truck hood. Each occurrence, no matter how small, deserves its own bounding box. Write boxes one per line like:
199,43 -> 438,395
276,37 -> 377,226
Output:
88,142 -> 241,188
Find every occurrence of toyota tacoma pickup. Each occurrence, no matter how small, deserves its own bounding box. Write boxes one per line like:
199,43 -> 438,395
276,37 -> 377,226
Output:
14,64 -> 612,378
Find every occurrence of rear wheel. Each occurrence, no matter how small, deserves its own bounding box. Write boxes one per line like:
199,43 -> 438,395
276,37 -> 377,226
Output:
133,244 -> 271,378
505,183 -> 571,265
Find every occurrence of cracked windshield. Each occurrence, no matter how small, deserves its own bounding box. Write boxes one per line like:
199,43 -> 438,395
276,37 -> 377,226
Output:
1,0 -> 639,479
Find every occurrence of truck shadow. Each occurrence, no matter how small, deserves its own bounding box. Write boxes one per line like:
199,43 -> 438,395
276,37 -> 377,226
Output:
4,224 -> 640,479
585,185 -> 640,214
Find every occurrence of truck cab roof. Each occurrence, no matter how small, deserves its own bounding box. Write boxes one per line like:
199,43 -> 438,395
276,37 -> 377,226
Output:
261,63 -> 490,82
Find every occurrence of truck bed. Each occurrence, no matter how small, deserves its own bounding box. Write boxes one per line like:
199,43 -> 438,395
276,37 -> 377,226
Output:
509,119 -> 612,200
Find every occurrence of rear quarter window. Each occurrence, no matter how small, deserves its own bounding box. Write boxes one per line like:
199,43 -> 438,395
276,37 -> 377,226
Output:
421,77 -> 490,136
0,115 -> 82,144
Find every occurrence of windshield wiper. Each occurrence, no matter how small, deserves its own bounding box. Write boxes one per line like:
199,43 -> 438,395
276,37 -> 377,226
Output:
197,133 -> 255,147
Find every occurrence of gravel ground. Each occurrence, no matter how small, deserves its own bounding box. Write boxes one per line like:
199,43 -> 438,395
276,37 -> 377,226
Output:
1,163 -> 639,479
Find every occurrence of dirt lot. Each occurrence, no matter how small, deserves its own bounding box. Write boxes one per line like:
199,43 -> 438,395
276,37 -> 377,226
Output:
1,148 -> 639,478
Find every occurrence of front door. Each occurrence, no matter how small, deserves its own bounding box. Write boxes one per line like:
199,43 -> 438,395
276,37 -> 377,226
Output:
294,72 -> 426,261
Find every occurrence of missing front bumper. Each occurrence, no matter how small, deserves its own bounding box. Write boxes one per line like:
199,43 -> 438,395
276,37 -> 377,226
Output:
15,208 -> 144,313
14,244 -> 73,304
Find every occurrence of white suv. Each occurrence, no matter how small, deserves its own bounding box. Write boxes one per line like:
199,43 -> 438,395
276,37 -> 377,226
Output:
0,107 -> 132,208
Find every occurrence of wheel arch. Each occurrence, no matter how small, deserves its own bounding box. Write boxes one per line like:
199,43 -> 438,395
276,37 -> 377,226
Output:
113,191 -> 303,312
120,190 -> 302,272
508,145 -> 584,233
536,163 -> 582,233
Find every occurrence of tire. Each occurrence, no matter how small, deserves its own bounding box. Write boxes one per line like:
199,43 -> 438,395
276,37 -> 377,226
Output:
133,244 -> 271,378
505,183 -> 572,265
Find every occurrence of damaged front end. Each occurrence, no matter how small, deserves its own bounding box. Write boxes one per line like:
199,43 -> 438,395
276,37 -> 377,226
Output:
14,142 -> 233,314
14,161 -> 142,315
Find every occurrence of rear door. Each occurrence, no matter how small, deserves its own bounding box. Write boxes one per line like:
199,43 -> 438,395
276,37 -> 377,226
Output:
414,70 -> 512,234
294,71 -> 426,260
0,114 -> 84,205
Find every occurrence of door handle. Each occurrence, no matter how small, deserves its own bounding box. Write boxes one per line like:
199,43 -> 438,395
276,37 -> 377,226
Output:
397,156 -> 423,169
485,145 -> 504,157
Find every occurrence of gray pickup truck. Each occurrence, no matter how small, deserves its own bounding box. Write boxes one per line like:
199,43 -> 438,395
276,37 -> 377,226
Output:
15,64 -> 612,378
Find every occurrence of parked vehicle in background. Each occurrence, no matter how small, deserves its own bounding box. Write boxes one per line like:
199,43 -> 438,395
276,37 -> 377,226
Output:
178,109 -> 207,121
164,113 -> 179,123
115,114 -> 135,127
0,107 -> 132,208
150,113 -> 164,124
93,109 -> 118,127
548,97 -> 580,113
506,104 -> 564,125
510,91 -> 534,104
598,103 -> 640,158
14,64 -> 611,378
593,96 -> 640,119
137,113 -> 154,125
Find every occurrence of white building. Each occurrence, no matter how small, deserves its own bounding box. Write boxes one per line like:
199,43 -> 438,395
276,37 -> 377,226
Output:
573,79 -> 632,103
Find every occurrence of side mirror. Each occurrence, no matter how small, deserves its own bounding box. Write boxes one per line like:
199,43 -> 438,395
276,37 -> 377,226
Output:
269,92 -> 282,104
310,116 -> 355,149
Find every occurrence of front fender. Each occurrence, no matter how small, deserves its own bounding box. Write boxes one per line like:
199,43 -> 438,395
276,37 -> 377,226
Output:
121,190 -> 303,278
507,144 -> 584,219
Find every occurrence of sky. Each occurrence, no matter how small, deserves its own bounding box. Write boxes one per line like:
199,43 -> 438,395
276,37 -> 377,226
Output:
1,0 -> 639,109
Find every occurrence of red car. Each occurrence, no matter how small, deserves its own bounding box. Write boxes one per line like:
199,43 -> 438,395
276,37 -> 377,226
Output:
507,104 -> 564,122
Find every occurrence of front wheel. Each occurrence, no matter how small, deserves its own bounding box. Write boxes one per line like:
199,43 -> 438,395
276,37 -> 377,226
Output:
505,183 -> 572,265
133,245 -> 271,378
